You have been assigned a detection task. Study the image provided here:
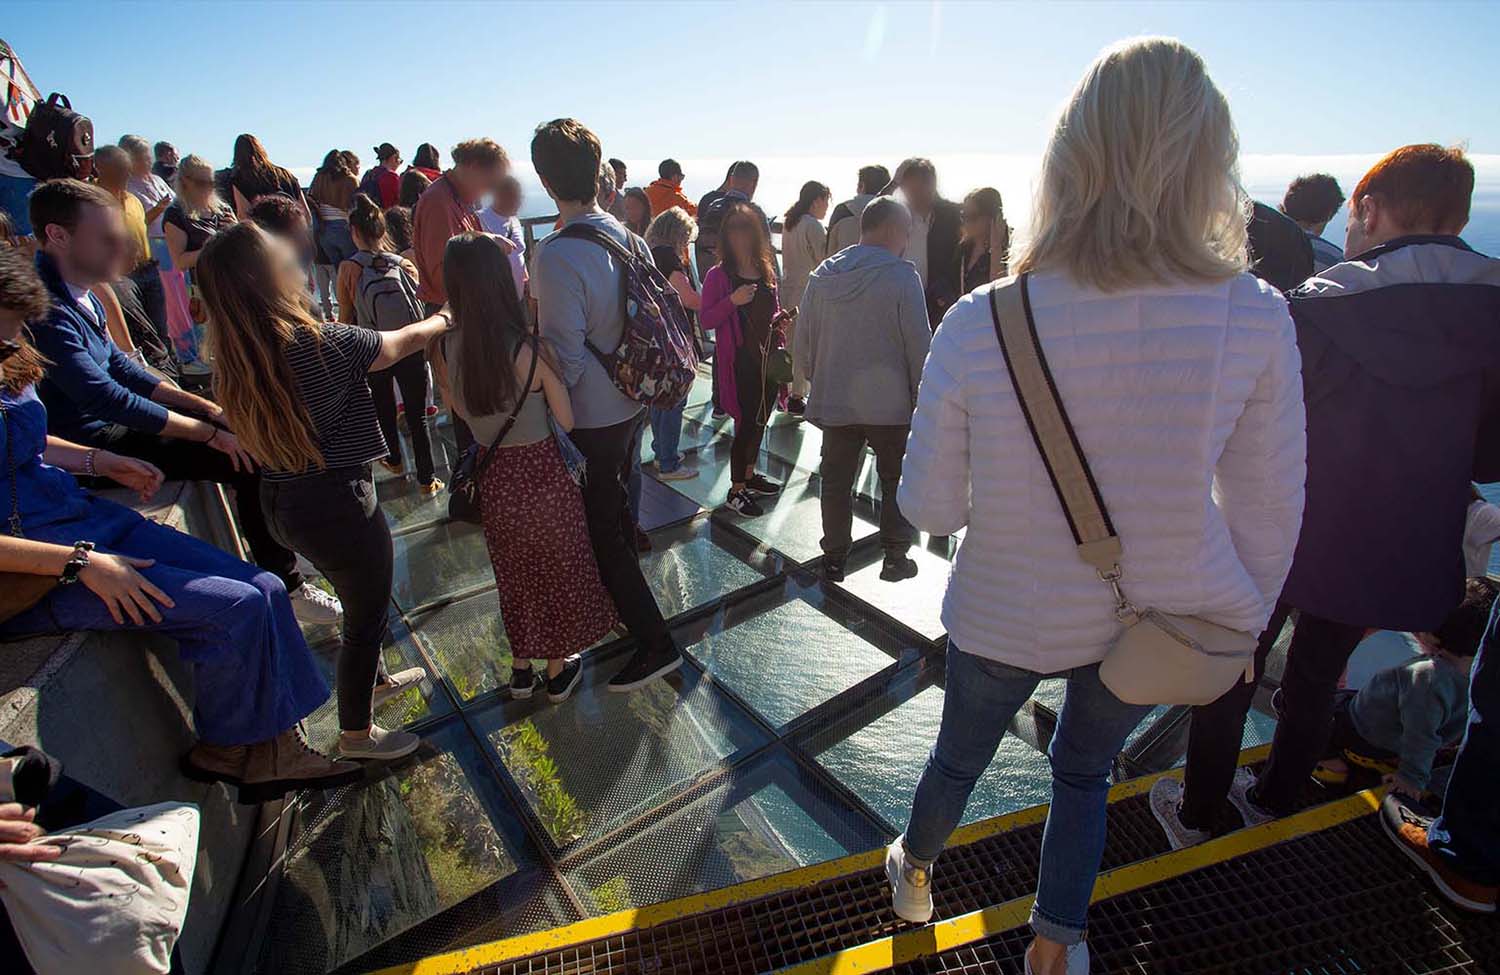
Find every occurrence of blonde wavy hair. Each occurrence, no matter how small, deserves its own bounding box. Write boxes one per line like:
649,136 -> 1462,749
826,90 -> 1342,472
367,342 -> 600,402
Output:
1013,37 -> 1249,292
645,205 -> 697,255
196,222 -> 326,474
176,154 -> 226,220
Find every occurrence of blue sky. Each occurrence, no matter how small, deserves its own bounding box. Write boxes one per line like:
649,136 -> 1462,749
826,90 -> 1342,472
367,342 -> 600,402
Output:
8,0 -> 1498,177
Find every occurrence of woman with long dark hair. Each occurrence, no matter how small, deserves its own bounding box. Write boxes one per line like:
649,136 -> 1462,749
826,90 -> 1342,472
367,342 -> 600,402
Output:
336,194 -> 441,495
309,149 -> 360,268
959,186 -> 1011,293
399,168 -> 432,209
621,186 -> 652,237
438,233 -> 618,703
780,180 -> 830,413
228,134 -> 309,222
198,222 -> 452,762
409,144 -> 442,182
699,202 -> 787,516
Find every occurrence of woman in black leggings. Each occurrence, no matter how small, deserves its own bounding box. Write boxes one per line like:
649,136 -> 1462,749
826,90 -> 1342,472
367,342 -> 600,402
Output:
336,193 -> 442,494
699,202 -> 786,517
198,221 -> 452,762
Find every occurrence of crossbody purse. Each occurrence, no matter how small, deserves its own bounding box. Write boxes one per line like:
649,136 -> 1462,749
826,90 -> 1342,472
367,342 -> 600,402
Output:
987,275 -> 1256,706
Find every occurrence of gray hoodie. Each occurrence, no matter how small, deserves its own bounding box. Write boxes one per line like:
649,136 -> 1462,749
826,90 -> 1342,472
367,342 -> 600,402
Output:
794,244 -> 931,428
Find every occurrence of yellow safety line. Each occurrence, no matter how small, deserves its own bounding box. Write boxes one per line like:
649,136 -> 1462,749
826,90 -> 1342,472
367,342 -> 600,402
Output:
771,786 -> 1383,975
369,744 -> 1273,975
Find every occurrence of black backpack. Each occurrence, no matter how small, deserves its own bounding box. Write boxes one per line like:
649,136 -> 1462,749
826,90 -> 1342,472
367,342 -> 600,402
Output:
12,93 -> 93,180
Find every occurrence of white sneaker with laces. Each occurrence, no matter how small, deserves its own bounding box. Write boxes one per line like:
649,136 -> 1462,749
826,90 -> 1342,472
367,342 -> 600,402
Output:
1148,777 -> 1210,850
1025,940 -> 1090,975
1227,767 -> 1276,828
289,583 -> 343,625
886,837 -> 934,923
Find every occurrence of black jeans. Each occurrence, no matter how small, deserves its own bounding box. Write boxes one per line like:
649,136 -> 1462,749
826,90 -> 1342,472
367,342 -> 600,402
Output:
369,351 -> 436,484
1180,602 -> 1365,825
730,415 -> 767,482
115,272 -> 179,377
127,261 -> 172,354
818,423 -> 914,560
88,425 -> 301,591
570,414 -> 672,656
261,467 -> 392,731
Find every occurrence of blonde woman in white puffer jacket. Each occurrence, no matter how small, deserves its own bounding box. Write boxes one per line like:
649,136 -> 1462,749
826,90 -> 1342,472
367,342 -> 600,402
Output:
883,37 -> 1307,975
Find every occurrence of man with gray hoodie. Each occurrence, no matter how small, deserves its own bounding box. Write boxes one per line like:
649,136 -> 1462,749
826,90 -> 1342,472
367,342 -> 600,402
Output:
795,196 -> 931,583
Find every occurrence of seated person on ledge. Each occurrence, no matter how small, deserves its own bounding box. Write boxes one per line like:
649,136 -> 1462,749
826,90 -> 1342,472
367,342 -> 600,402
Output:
1318,577 -> 1494,801
23,178 -> 341,626
0,247 -> 358,802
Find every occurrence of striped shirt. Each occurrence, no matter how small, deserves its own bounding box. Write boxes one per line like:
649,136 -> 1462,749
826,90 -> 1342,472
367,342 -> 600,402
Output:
262,324 -> 387,481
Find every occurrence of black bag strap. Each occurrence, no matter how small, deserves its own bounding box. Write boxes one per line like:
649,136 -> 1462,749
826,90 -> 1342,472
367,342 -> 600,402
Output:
468,323 -> 541,484
558,221 -> 639,264
987,274 -> 1123,575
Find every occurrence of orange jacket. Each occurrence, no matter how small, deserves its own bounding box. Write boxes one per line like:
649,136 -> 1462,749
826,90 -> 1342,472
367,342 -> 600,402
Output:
645,178 -> 697,218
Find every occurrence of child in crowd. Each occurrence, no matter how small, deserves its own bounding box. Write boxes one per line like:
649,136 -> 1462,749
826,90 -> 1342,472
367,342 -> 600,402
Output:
1316,577 -> 1494,801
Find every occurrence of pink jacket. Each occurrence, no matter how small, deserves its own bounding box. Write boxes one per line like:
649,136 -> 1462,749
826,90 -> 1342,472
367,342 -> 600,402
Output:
700,265 -> 783,422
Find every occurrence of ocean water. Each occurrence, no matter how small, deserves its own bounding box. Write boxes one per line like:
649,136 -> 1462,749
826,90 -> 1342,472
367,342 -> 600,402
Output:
515,152 -> 1500,257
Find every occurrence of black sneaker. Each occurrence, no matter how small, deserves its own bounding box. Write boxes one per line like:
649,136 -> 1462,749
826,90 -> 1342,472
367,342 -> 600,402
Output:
744,473 -> 782,496
880,554 -> 919,582
608,645 -> 683,693
824,558 -> 846,583
786,396 -> 806,417
726,489 -> 764,517
546,656 -> 584,703
510,667 -> 538,700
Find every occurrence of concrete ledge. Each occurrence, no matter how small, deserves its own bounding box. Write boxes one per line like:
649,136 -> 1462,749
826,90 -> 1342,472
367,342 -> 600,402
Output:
0,480 -> 255,974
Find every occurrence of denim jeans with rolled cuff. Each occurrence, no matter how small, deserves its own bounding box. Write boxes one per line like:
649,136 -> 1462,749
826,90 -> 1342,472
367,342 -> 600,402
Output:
903,642 -> 1151,945
649,403 -> 686,472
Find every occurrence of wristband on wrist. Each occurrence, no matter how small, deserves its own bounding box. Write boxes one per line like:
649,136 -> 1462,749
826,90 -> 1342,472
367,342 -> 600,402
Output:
58,540 -> 95,585
203,425 -> 218,445
82,448 -> 98,478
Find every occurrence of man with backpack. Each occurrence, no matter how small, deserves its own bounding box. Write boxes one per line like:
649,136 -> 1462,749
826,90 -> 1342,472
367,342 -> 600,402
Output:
696,161 -> 773,272
530,118 -> 689,692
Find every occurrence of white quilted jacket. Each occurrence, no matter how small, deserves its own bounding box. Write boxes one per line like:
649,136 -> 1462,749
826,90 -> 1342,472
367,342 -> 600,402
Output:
900,270 -> 1307,673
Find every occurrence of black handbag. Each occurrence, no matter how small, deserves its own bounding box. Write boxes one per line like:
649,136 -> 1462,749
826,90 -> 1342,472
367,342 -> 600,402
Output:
446,330 -> 540,525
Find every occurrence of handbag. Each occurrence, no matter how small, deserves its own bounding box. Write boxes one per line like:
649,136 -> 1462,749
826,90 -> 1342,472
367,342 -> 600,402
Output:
1,397 -> 58,625
446,328 -> 541,525
987,275 -> 1256,706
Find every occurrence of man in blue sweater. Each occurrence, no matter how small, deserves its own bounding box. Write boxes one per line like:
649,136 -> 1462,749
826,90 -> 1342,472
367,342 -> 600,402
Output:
26,179 -> 339,624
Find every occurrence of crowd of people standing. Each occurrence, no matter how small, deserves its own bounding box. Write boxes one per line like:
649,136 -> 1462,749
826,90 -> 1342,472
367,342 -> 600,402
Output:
0,31 -> 1495,975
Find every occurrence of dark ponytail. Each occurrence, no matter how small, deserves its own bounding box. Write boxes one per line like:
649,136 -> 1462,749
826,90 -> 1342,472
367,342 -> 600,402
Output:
784,180 -> 831,232
348,192 -> 388,250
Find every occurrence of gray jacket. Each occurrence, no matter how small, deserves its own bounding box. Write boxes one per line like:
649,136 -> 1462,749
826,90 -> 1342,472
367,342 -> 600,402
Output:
793,244 -> 931,427
1348,652 -> 1471,791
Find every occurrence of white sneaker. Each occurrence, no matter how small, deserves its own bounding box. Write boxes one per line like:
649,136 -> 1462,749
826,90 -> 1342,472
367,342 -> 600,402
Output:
886,837 -> 934,923
1149,777 -> 1210,850
337,724 -> 421,762
1227,767 -> 1276,828
289,583 -> 343,624
1025,940 -> 1090,975
372,667 -> 427,707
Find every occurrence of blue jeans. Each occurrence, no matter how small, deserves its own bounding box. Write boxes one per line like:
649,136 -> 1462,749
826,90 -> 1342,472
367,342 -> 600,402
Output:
316,218 -> 358,267
649,404 -> 686,472
1429,601 -> 1498,885
905,642 -> 1151,945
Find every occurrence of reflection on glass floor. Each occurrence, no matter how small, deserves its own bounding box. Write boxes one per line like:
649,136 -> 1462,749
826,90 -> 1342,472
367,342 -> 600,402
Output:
251,368 -> 1347,974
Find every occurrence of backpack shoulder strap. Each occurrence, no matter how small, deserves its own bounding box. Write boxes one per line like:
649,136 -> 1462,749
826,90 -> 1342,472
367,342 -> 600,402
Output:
558,221 -> 636,263
987,274 -> 1121,574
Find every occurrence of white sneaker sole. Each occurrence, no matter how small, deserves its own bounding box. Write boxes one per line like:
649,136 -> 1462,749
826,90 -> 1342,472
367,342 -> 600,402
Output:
886,843 -> 934,924
1381,809 -> 1497,914
510,683 -> 535,701
338,734 -> 422,763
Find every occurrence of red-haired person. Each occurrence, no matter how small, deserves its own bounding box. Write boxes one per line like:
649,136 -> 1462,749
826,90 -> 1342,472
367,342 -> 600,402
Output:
1157,146 -> 1500,876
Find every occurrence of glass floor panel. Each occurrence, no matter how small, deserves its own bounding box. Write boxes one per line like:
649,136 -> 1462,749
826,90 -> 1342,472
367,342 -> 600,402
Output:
687,597 -> 898,730
475,654 -> 767,849
244,385 -> 1296,974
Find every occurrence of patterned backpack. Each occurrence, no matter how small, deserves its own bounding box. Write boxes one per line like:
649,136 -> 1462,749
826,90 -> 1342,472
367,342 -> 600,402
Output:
557,223 -> 698,409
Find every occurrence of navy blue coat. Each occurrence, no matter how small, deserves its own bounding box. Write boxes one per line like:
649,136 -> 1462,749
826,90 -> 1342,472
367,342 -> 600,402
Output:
1281,236 -> 1500,630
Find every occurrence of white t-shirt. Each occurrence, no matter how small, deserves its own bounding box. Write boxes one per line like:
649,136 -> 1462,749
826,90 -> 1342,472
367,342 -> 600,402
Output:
905,205 -> 932,288
1463,499 -> 1500,576
128,173 -> 174,238
477,208 -> 527,299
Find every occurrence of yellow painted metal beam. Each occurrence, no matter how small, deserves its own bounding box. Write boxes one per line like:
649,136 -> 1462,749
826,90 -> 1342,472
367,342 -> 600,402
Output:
367,745 -> 1274,975
770,786 -> 1383,975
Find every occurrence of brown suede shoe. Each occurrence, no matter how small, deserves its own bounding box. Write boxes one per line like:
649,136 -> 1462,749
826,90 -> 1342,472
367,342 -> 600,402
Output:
238,728 -> 364,804
182,742 -> 249,787
1381,794 -> 1497,914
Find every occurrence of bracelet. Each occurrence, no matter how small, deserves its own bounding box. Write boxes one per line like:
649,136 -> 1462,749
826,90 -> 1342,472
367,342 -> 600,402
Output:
202,426 -> 218,445
82,448 -> 98,478
58,540 -> 95,585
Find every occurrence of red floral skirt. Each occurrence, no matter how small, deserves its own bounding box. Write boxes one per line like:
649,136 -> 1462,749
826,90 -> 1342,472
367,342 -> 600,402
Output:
479,437 -> 619,659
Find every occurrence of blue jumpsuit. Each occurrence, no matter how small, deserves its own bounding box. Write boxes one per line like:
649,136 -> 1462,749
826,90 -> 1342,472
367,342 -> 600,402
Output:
0,387 -> 329,746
